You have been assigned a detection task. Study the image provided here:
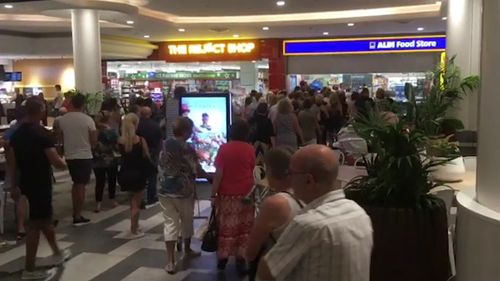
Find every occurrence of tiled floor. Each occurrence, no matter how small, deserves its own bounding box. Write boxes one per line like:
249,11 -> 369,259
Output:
0,172 -> 247,281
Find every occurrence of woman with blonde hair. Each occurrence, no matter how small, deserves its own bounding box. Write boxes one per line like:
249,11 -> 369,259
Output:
117,113 -> 152,239
274,99 -> 303,150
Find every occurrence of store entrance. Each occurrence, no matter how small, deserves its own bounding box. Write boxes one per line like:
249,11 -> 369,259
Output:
106,60 -> 269,108
288,72 -> 432,102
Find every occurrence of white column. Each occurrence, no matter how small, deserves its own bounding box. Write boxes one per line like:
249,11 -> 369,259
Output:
446,0 -> 481,130
239,62 -> 258,94
71,9 -> 102,94
475,0 -> 500,212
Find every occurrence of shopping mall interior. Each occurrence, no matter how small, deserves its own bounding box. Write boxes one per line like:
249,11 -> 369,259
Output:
0,0 -> 499,280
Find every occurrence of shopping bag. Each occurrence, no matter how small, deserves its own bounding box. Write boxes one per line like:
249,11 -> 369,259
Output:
201,208 -> 218,252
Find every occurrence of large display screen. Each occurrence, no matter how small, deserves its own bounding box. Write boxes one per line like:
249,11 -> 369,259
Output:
179,94 -> 231,173
283,35 -> 446,56
3,72 -> 22,82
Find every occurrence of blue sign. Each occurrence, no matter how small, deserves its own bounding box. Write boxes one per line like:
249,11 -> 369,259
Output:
283,35 -> 446,56
3,72 -> 22,82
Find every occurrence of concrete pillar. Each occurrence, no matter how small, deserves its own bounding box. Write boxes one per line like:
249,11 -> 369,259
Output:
446,0 -> 482,130
71,9 -> 103,94
239,62 -> 258,94
475,0 -> 500,212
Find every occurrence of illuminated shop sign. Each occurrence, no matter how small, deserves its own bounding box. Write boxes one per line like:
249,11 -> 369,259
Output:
168,42 -> 256,56
283,35 -> 446,56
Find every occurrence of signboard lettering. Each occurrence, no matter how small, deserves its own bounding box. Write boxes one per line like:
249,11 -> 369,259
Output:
283,35 -> 446,56
168,42 -> 255,56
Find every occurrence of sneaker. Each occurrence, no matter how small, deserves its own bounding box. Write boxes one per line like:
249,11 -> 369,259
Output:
21,269 -> 50,280
47,249 -> 72,265
124,231 -> 145,240
73,217 -> 91,226
164,263 -> 176,275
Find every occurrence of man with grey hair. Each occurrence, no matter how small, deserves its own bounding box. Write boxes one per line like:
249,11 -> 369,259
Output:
258,145 -> 373,281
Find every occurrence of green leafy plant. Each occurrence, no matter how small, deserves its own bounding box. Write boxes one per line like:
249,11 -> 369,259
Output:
427,135 -> 461,158
345,109 -> 451,209
405,56 -> 480,137
85,92 -> 104,116
63,89 -> 104,116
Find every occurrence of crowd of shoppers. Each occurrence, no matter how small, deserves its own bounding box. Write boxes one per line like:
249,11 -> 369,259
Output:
0,82 -> 378,280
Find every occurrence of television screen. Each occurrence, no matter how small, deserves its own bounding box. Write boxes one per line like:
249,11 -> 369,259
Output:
179,94 -> 231,173
3,72 -> 22,82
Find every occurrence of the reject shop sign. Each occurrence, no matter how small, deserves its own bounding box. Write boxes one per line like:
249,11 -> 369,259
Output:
283,35 -> 446,56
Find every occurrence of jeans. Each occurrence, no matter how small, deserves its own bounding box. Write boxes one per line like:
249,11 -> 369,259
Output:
93,166 -> 118,202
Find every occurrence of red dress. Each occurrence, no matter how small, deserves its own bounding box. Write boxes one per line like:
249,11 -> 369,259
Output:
214,141 -> 256,259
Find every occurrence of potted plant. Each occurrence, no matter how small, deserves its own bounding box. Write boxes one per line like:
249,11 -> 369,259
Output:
404,57 -> 479,182
427,136 -> 465,182
345,109 -> 453,281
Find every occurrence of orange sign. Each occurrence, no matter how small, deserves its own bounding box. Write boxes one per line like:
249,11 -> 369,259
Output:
156,40 -> 260,62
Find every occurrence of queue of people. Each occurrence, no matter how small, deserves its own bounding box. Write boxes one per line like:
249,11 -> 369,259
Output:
0,82 -> 378,280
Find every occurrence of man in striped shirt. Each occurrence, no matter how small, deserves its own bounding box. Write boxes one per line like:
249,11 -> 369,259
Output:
257,144 -> 373,281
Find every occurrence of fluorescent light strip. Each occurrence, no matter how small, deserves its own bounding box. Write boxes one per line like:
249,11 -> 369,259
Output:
138,2 -> 441,24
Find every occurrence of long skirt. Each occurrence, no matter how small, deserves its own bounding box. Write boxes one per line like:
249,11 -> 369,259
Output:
216,195 -> 255,259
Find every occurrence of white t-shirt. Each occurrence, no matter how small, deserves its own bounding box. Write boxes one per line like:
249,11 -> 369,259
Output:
56,112 -> 96,160
54,91 -> 63,109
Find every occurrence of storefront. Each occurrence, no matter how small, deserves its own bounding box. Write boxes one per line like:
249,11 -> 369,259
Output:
284,35 -> 446,100
105,39 -> 285,107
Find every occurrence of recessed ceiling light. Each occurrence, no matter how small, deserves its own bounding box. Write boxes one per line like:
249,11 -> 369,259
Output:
143,35 -> 150,38
233,34 -> 240,38
262,26 -> 270,31
323,32 -> 329,35
442,17 -> 447,20
417,27 -> 424,31
126,20 -> 134,24
347,23 -> 355,27
276,1 -> 285,6
4,4 -> 13,8
178,28 -> 186,32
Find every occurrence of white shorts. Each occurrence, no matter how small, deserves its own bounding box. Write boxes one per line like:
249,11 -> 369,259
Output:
159,196 -> 195,241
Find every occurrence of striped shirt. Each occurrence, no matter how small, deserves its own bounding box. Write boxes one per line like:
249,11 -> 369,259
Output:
262,189 -> 373,281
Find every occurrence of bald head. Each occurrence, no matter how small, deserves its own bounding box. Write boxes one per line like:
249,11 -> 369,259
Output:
292,145 -> 339,188
140,106 -> 152,118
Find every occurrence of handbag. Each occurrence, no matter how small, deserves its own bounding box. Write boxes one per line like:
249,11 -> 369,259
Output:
201,208 -> 218,252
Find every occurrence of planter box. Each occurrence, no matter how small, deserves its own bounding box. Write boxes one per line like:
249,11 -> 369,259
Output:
431,156 -> 466,182
364,200 -> 451,281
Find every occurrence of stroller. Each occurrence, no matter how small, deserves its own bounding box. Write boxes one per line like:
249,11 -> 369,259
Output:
242,165 -> 274,215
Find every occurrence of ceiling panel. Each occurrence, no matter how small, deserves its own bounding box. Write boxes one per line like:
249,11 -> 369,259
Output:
145,0 -> 436,17
0,0 -> 446,41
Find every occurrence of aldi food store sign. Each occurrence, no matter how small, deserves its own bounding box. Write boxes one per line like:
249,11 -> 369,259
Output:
283,35 -> 446,56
